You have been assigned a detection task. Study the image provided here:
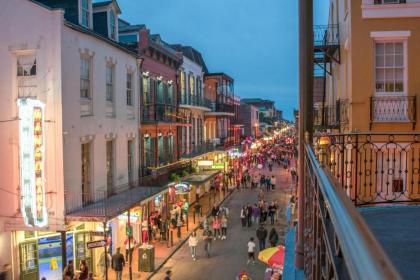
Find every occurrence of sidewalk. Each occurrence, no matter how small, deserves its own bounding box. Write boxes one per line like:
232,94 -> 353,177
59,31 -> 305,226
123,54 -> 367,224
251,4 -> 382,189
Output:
105,187 -> 231,280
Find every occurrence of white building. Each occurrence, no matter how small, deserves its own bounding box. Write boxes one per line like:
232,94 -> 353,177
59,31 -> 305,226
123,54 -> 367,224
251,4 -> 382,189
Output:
0,0 -> 141,278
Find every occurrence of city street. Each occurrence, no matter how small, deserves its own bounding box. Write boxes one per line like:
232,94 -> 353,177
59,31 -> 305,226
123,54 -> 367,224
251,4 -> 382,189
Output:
151,162 -> 294,280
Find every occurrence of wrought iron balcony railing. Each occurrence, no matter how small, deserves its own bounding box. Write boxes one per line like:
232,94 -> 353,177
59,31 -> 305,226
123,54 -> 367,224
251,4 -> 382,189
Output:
370,96 -> 416,129
215,103 -> 234,113
180,95 -> 212,109
142,103 -> 177,123
314,99 -> 350,130
314,133 -> 420,206
303,142 -> 401,279
181,141 -> 216,158
313,24 -> 340,47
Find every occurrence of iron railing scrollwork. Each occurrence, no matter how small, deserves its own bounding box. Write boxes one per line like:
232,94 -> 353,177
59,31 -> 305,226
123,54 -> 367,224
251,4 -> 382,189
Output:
303,143 -> 401,279
370,96 -> 416,129
314,133 -> 420,205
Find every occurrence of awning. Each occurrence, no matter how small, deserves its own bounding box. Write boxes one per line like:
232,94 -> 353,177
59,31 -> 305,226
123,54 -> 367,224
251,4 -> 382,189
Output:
182,170 -> 221,184
66,186 -> 163,222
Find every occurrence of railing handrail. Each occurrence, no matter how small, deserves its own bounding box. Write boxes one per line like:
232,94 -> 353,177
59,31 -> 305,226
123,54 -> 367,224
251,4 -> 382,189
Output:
305,143 -> 401,280
313,131 -> 420,136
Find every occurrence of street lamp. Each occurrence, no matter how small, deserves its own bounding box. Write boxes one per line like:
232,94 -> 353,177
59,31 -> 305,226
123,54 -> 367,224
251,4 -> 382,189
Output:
318,135 -> 330,167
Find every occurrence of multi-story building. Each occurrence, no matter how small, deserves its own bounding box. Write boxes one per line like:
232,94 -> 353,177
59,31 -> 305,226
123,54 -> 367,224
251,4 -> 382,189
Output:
241,98 -> 276,120
0,0 -> 148,278
204,73 -> 236,149
238,104 -> 260,138
232,95 -> 243,144
170,44 -> 214,157
119,23 -> 187,179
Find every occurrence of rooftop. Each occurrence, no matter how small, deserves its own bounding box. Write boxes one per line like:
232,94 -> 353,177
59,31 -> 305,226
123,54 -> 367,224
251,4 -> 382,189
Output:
171,44 -> 209,74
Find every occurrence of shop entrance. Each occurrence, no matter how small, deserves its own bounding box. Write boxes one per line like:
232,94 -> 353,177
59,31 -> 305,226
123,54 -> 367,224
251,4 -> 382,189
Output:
19,241 -> 38,280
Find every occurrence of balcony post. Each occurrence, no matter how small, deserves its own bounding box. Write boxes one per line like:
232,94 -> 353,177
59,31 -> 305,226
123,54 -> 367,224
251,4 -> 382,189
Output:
296,0 -> 314,269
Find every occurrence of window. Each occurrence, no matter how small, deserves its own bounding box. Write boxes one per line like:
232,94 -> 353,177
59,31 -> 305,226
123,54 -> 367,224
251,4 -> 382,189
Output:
17,55 -> 37,98
106,140 -> 114,195
81,142 -> 91,205
80,58 -> 90,99
127,140 -> 134,182
126,72 -> 133,106
374,0 -> 405,4
180,71 -> 186,104
106,65 -> 114,102
80,0 -> 91,28
168,83 -> 173,105
375,42 -> 404,94
109,10 -> 116,40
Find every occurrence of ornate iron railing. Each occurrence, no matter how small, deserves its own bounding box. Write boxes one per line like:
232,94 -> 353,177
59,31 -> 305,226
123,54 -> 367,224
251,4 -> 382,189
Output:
313,25 -> 339,47
303,143 -> 401,279
370,96 -> 416,129
314,133 -> 420,205
182,141 -> 216,158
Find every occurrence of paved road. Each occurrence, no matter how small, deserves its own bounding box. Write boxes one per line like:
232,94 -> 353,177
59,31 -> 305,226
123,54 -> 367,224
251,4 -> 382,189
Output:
151,163 -> 293,280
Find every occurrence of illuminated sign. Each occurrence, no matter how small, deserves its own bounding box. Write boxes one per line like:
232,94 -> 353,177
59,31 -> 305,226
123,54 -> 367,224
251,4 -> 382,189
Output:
19,99 -> 47,227
175,182 -> 190,194
197,160 -> 213,167
212,163 -> 225,169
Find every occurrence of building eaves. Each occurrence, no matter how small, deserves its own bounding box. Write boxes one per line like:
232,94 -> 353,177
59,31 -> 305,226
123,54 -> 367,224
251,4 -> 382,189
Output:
204,72 -> 234,81
119,24 -> 145,32
64,20 -> 140,58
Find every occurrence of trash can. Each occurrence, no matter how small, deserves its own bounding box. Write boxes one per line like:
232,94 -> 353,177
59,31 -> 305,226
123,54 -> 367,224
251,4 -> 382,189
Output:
138,245 -> 155,272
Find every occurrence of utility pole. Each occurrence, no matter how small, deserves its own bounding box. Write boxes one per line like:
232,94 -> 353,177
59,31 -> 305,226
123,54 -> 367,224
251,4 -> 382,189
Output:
296,0 -> 314,269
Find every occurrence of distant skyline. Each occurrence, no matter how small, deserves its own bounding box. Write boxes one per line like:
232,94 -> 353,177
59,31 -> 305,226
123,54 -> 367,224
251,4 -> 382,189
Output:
115,0 -> 329,120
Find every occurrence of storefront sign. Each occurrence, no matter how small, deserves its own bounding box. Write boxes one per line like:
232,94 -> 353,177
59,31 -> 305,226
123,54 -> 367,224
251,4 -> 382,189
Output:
228,148 -> 241,158
87,240 -> 107,249
212,163 -> 225,169
175,182 -> 190,194
197,160 -> 213,167
18,99 -> 48,227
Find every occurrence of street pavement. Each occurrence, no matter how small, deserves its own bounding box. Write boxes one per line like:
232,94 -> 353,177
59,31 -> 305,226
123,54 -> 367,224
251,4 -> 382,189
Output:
150,162 -> 293,280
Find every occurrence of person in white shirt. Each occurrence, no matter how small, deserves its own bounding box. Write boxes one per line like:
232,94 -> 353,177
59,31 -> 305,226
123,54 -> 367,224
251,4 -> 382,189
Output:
247,237 -> 256,265
188,231 -> 199,260
271,175 -> 276,190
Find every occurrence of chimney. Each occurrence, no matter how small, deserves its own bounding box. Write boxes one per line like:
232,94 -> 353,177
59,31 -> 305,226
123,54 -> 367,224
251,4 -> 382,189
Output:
139,28 -> 150,51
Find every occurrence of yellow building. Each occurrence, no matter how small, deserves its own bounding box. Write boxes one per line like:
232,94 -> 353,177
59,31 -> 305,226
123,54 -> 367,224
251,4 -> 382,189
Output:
319,0 -> 420,204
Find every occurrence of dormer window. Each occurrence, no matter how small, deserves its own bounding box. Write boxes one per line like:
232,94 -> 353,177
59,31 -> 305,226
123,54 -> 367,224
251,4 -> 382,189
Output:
109,10 -> 117,40
80,0 -> 92,28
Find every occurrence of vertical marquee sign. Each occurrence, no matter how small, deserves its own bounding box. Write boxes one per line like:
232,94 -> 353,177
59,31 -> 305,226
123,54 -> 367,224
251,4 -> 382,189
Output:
18,99 -> 48,227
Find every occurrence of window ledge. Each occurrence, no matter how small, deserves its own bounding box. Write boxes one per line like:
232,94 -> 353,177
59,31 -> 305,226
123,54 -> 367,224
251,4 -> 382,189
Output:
362,3 -> 420,19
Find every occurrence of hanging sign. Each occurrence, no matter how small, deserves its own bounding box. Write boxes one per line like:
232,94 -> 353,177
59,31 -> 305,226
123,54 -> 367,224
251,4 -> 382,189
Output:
19,99 -> 48,227
174,182 -> 190,194
197,160 -> 213,167
87,240 -> 107,249
212,163 -> 225,169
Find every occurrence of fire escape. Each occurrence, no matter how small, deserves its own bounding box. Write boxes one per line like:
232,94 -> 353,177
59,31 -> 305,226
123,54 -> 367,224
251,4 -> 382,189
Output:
313,24 -> 344,130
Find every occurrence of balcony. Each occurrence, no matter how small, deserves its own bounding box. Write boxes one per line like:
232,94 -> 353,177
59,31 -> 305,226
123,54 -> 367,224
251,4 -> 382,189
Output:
313,24 -> 340,67
370,96 -> 416,129
314,99 -> 349,130
141,104 -> 178,123
181,141 -> 216,158
65,180 -> 163,219
205,102 -> 235,117
179,95 -> 212,111
301,135 -> 420,279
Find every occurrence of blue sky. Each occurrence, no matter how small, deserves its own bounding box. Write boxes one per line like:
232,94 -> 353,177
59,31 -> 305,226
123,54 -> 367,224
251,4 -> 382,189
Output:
116,0 -> 329,120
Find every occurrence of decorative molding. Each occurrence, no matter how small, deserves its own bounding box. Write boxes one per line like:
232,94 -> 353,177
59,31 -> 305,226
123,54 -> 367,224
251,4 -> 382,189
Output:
79,48 -> 95,57
105,56 -> 117,65
105,132 -> 117,140
370,31 -> 411,39
80,135 -> 95,143
126,64 -> 135,73
362,3 -> 420,19
126,132 -> 137,139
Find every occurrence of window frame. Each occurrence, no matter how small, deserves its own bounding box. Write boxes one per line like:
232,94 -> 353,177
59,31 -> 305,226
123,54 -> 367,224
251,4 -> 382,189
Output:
80,57 -> 91,99
79,0 -> 92,28
373,38 -> 407,96
108,9 -> 117,40
106,64 -> 115,102
126,72 -> 133,106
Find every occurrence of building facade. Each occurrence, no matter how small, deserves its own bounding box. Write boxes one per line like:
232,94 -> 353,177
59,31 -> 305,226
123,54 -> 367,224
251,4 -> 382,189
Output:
204,73 -> 236,149
0,0 -> 143,278
238,104 -> 260,138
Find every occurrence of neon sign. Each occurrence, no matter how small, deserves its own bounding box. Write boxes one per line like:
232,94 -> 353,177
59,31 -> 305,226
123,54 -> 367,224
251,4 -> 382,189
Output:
174,182 -> 190,194
19,99 -> 47,227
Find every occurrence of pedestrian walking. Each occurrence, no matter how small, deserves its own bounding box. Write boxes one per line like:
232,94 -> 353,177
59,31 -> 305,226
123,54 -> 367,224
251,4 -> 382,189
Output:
246,204 -> 253,227
268,202 -> 277,225
211,204 -> 220,219
240,206 -> 247,227
97,250 -> 110,279
251,204 -> 261,225
189,231 -> 199,260
213,217 -> 221,239
256,224 -> 268,250
271,175 -> 276,190
269,228 -> 279,247
247,237 -> 256,265
111,248 -> 125,280
203,227 -> 214,258
164,270 -> 173,280
221,215 -> 228,239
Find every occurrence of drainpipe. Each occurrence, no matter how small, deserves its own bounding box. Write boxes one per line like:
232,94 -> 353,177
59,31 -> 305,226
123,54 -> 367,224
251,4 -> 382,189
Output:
296,0 -> 314,269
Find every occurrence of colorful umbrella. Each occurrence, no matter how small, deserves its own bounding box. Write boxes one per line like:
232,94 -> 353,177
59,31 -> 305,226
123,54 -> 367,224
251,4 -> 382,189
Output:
258,245 -> 285,269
